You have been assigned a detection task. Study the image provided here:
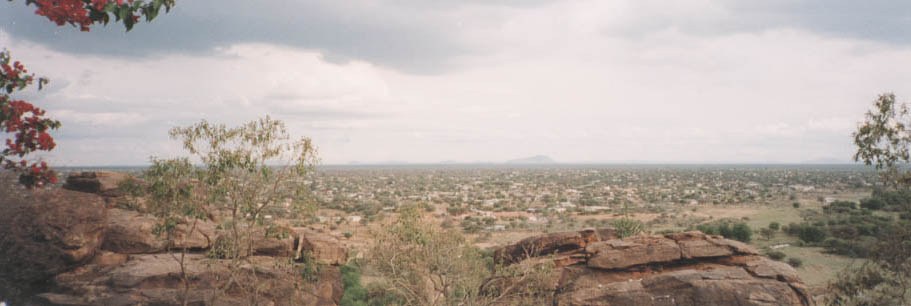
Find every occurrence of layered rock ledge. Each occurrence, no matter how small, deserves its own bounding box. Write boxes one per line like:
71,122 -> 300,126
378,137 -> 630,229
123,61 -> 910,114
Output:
494,229 -> 815,306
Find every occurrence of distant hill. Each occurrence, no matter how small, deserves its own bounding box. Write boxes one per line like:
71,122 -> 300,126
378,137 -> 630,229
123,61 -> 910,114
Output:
506,155 -> 556,164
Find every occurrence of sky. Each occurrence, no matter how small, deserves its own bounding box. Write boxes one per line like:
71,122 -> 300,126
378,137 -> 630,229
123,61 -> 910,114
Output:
2,0 -> 911,165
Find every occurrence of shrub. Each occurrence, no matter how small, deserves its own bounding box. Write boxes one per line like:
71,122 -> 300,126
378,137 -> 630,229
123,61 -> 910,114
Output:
731,223 -> 752,242
787,257 -> 803,268
798,225 -> 827,243
613,218 -> 645,238
768,222 -> 780,231
860,198 -> 885,210
767,251 -> 786,261
340,264 -> 368,306
696,223 -> 718,235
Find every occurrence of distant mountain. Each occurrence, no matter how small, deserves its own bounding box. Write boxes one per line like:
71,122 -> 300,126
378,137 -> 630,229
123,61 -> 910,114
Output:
506,155 -> 556,164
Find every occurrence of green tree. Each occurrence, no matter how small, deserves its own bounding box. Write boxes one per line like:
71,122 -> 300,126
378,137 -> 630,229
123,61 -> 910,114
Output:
369,204 -> 489,305
156,116 -> 318,304
854,93 -> 911,186
144,157 -> 207,306
369,204 -> 552,305
731,223 -> 752,242
827,93 -> 911,305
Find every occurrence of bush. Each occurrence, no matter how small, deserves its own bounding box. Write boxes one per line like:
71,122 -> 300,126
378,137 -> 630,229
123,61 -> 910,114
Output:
798,225 -> 827,243
613,218 -> 645,238
696,223 -> 718,235
768,222 -> 780,231
696,222 -> 751,242
767,251 -> 786,261
731,223 -> 752,242
340,264 -> 368,306
787,257 -> 803,268
860,198 -> 885,210
793,202 -> 801,208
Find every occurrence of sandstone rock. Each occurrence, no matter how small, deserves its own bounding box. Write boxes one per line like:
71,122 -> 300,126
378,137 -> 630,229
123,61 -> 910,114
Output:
745,257 -> 801,283
254,236 -> 296,257
44,253 -> 343,306
295,229 -> 347,265
586,236 -> 681,270
556,267 -> 809,306
63,171 -> 133,197
90,251 -> 128,266
0,188 -> 107,301
665,231 -> 758,259
102,208 -> 215,254
495,228 -> 616,264
493,229 -> 814,306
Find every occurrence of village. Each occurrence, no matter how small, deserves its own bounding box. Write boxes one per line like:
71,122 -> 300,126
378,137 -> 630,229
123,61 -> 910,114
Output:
303,166 -> 874,235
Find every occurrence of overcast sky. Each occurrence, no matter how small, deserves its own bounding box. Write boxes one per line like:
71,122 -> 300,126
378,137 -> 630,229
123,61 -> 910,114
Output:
2,0 -> 910,165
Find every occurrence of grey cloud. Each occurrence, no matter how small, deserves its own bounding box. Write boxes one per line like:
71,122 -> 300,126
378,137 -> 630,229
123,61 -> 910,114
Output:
1,0 -> 479,74
605,0 -> 911,44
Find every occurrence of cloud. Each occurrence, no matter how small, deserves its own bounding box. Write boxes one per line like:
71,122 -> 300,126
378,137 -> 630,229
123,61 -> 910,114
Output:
600,0 -> 911,45
1,0 -> 480,73
0,1 -> 909,165
4,0 -> 906,76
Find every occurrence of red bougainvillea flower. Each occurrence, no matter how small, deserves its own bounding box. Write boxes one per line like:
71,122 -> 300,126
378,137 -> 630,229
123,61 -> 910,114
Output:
28,0 -> 169,32
1,51 -> 60,188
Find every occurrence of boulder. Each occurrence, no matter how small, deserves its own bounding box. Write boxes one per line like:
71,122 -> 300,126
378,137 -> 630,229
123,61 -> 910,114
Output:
102,208 -> 216,254
295,229 -> 347,265
63,171 -> 133,197
495,228 -> 616,264
253,236 -> 296,257
0,188 -> 107,301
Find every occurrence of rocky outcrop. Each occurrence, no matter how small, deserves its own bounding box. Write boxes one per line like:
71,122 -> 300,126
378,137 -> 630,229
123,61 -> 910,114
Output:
102,208 -> 216,254
62,171 -> 133,197
0,188 -> 107,300
295,228 -> 348,265
495,228 -> 616,265
1,173 -> 346,306
493,229 -> 814,306
33,254 -> 342,306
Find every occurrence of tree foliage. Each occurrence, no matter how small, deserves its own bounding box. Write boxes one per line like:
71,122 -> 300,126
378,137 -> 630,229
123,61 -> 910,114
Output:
1,0 -> 175,187
14,0 -> 176,31
149,116 -> 318,304
368,205 -> 553,306
0,50 -> 58,188
827,93 -> 911,305
853,93 -> 911,187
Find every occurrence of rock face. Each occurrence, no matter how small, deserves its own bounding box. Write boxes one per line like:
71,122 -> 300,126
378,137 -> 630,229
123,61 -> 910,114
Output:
0,175 -> 346,306
0,188 -> 107,300
103,208 -> 216,254
295,228 -> 348,265
494,229 -> 815,306
63,171 -> 133,197
33,254 -> 342,306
